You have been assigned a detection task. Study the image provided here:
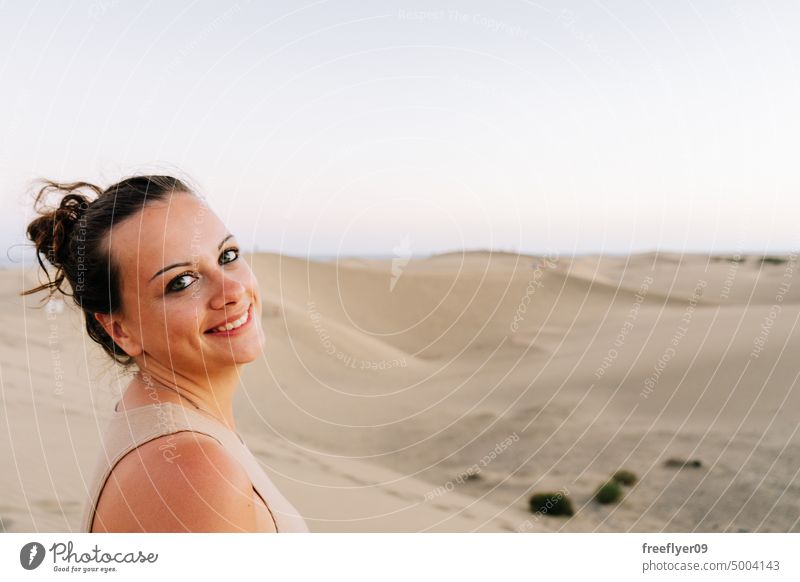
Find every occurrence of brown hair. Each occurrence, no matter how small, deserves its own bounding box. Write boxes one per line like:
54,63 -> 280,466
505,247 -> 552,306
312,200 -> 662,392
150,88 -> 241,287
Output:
21,175 -> 195,366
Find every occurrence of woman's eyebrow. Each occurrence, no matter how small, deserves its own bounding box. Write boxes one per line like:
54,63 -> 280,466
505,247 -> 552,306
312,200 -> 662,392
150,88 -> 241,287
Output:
149,233 -> 235,282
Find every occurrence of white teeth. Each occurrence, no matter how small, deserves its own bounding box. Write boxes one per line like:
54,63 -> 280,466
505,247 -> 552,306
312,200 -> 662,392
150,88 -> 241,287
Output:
212,307 -> 249,333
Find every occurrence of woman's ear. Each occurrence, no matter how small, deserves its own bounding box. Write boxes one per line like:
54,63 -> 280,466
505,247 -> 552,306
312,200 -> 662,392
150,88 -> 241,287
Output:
94,312 -> 143,357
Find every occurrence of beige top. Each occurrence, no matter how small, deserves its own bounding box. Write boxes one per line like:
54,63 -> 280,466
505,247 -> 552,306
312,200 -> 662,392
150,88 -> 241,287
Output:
80,401 -> 309,533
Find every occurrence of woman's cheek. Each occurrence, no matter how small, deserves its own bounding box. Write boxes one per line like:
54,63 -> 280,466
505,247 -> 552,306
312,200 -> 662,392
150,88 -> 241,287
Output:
160,310 -> 198,346
177,310 -> 201,337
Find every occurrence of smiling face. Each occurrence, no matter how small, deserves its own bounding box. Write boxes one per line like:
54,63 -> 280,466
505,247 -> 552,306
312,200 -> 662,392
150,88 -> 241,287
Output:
96,192 -> 266,373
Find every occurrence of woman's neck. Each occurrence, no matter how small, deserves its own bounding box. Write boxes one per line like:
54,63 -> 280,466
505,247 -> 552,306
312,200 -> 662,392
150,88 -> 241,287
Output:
128,361 -> 241,432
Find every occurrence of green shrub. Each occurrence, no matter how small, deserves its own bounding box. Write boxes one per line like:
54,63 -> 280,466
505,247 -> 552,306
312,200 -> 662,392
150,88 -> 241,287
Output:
528,491 -> 574,517
612,469 -> 637,486
594,480 -> 623,504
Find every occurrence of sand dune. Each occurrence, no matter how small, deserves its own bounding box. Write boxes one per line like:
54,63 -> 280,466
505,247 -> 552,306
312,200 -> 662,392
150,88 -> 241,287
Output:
1,250 -> 798,532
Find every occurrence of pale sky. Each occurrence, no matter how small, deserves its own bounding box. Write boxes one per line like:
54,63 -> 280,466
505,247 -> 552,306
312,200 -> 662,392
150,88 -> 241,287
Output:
2,0 -> 799,262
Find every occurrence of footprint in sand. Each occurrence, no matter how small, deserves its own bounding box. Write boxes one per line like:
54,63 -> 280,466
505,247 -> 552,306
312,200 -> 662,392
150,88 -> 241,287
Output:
384,488 -> 416,503
341,474 -> 372,487
431,503 -> 460,513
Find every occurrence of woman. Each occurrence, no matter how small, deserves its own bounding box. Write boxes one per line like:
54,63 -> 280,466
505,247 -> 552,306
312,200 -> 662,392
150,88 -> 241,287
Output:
22,175 -> 309,533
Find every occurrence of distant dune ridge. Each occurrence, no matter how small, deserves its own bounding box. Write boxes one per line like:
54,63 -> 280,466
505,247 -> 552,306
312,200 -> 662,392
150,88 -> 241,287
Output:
1,251 -> 798,532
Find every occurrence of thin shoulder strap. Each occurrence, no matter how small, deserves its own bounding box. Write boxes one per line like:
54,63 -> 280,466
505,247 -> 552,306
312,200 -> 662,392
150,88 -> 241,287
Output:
159,405 -> 307,532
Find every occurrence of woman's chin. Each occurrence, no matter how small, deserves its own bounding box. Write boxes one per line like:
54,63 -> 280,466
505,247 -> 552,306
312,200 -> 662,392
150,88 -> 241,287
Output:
195,340 -> 262,366
201,321 -> 266,364
236,336 -> 267,363
215,343 -> 264,365
235,345 -> 265,364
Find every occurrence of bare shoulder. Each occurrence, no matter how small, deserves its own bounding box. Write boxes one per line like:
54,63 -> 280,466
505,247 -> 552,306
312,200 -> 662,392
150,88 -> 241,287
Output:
92,431 -> 273,533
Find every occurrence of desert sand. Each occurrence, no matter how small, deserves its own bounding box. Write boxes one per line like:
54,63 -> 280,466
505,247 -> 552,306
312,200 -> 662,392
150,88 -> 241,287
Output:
1,250 -> 798,532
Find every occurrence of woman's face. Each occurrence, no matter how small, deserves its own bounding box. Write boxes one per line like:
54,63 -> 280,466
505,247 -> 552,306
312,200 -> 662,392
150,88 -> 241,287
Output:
101,192 -> 266,372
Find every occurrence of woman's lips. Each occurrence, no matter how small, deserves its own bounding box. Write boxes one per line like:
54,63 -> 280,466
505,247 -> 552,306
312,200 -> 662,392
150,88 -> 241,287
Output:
204,304 -> 253,336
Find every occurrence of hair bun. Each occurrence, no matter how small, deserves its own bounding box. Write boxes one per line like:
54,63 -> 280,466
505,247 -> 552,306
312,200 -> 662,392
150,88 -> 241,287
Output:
56,193 -> 90,223
24,181 -> 102,296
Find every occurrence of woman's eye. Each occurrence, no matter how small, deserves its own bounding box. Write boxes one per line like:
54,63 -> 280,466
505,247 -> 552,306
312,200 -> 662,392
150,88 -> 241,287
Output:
220,247 -> 239,264
168,273 -> 197,293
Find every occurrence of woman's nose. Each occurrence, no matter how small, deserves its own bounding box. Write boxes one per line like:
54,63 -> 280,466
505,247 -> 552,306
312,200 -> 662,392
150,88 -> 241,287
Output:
209,271 -> 246,310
